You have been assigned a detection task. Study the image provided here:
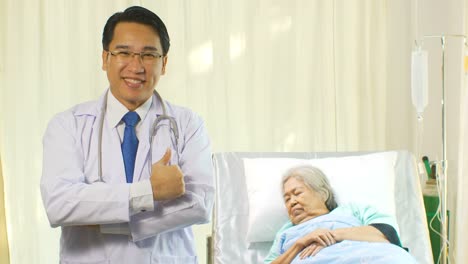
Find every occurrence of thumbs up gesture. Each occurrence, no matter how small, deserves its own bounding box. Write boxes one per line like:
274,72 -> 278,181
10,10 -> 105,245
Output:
150,148 -> 185,201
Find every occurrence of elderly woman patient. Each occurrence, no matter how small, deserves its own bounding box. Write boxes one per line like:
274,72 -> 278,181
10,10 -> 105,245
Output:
264,165 -> 417,264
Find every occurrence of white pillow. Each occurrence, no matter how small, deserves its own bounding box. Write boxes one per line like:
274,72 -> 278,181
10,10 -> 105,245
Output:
243,152 -> 397,243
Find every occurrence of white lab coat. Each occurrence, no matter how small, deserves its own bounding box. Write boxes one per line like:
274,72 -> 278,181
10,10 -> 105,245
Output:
41,90 -> 214,264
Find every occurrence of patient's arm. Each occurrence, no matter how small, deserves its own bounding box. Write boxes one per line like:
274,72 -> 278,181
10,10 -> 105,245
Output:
271,224 -> 394,263
295,228 -> 336,248
271,228 -> 335,264
270,242 -> 305,264
331,225 -> 389,243
273,226 -> 389,262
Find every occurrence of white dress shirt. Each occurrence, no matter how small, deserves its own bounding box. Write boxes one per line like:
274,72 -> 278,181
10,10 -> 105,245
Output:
100,91 -> 154,234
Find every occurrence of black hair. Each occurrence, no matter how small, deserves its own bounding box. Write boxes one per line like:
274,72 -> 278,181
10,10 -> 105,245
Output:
102,6 -> 170,55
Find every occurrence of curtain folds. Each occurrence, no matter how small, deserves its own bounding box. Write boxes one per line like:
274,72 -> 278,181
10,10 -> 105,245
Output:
0,156 -> 10,264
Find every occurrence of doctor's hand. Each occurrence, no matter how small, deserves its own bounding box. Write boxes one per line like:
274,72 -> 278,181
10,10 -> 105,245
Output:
150,148 -> 185,201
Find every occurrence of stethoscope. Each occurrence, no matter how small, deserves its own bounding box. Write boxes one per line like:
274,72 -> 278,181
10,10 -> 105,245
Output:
97,90 -> 179,182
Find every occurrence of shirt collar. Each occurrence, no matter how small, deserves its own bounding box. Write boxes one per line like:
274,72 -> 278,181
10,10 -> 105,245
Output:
106,90 -> 153,128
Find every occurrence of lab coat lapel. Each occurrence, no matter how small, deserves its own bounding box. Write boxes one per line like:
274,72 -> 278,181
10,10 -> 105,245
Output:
101,114 -> 127,183
84,91 -> 126,184
132,97 -> 157,182
133,123 -> 150,182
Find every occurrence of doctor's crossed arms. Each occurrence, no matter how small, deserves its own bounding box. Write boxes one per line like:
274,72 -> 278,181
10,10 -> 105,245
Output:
41,6 -> 214,264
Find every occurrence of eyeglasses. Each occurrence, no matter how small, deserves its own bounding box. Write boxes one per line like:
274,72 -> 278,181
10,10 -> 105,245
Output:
107,50 -> 163,65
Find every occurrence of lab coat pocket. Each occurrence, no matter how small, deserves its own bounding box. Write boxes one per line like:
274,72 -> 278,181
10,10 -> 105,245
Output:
151,255 -> 197,264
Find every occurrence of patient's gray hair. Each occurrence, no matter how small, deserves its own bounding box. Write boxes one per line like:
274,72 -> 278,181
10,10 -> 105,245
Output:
282,165 -> 338,211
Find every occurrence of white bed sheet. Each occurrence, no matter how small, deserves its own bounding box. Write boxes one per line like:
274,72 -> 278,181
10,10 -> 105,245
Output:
211,151 -> 433,264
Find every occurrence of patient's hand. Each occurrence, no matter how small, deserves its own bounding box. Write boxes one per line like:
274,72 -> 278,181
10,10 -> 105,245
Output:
271,228 -> 336,264
299,243 -> 325,259
296,228 -> 336,248
294,229 -> 336,259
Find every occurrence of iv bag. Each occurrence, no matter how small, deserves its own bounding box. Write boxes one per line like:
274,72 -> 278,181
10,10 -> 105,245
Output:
411,49 -> 429,115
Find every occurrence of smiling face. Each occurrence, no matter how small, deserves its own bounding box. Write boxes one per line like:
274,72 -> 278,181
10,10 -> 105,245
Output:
102,22 -> 168,111
283,177 -> 330,225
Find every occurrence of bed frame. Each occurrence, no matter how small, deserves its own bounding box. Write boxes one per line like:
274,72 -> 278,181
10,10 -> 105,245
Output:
210,151 -> 433,264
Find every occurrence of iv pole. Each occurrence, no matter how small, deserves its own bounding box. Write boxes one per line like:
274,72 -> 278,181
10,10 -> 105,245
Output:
417,34 -> 465,264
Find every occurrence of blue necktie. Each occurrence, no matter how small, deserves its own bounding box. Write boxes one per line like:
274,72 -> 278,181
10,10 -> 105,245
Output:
121,111 -> 140,183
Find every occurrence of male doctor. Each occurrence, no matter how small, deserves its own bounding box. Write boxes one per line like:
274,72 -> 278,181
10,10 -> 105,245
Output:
40,6 -> 214,263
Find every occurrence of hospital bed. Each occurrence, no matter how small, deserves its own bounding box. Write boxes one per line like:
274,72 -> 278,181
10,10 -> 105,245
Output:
211,151 -> 433,264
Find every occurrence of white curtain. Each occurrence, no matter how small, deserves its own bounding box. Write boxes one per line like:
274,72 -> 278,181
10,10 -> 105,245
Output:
0,0 -> 416,263
165,0 -> 389,152
0,156 -> 9,264
456,56 -> 468,262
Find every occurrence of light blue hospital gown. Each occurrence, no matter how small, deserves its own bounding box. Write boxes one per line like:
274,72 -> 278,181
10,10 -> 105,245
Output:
264,204 -> 418,264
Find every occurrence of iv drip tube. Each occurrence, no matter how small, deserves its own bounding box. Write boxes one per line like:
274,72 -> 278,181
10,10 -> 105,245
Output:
415,34 -> 466,264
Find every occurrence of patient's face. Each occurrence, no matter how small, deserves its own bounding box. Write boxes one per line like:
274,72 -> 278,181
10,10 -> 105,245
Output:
283,177 -> 330,225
